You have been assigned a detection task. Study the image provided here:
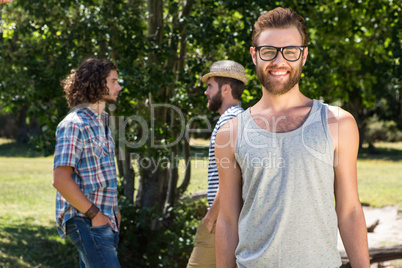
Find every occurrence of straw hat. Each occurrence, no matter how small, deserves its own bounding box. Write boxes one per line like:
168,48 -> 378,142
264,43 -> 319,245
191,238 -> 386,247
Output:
202,60 -> 249,84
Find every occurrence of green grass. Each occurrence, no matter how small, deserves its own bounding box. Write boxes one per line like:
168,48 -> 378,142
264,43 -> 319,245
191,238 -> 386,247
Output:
179,156 -> 208,194
0,160 -> 78,267
357,142 -> 402,207
0,138 -> 401,267
357,159 -> 402,207
0,157 -> 54,222
0,139 -> 78,267
0,139 -> 42,158
184,141 -> 402,207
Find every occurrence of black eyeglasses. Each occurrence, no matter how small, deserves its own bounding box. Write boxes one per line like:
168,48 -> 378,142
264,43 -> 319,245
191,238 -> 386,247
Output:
255,46 -> 305,62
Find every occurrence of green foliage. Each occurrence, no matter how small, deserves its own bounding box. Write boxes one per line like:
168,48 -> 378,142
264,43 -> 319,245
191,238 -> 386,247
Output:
1,0 -> 400,150
299,0 -> 401,128
0,0 -> 148,154
365,117 -> 402,143
118,196 -> 207,267
1,1 -> 401,262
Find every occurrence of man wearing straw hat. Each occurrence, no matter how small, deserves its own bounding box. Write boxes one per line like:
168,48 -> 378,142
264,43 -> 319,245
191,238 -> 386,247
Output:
187,60 -> 248,268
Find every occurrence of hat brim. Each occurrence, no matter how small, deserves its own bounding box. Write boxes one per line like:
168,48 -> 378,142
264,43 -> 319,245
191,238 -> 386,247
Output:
202,71 -> 249,84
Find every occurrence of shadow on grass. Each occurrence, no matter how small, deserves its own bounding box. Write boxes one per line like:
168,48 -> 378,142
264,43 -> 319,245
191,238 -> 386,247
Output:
358,145 -> 402,162
194,143 -> 402,162
0,142 -> 42,158
0,222 -> 78,268
189,145 -> 209,158
0,141 -> 209,159
1,139 -> 400,161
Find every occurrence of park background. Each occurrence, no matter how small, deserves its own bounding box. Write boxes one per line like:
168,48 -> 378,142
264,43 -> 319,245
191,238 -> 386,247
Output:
0,0 -> 401,267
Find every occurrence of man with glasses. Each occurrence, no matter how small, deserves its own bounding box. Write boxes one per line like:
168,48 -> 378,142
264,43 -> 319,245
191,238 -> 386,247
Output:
215,7 -> 370,267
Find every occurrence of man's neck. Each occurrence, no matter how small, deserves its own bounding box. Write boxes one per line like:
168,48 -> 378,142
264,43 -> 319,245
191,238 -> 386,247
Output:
218,100 -> 239,115
87,101 -> 106,115
256,85 -> 310,113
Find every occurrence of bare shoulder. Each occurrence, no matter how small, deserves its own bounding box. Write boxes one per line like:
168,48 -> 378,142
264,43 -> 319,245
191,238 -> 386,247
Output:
327,105 -> 359,152
215,116 -> 239,151
327,105 -> 357,127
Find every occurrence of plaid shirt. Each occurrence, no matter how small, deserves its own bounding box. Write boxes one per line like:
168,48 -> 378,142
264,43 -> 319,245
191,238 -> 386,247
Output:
53,108 -> 118,238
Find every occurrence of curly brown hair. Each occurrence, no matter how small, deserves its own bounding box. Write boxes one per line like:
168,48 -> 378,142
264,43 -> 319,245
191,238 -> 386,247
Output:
62,58 -> 117,108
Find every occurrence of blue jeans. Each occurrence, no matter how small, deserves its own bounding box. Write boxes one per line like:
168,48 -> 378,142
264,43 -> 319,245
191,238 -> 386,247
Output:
66,216 -> 120,268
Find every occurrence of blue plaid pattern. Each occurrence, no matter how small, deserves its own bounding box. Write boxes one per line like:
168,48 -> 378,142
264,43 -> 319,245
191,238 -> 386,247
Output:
53,108 -> 118,238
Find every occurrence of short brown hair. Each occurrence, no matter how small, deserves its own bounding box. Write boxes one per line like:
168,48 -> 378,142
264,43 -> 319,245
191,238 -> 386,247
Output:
214,76 -> 245,100
252,7 -> 309,47
62,58 -> 117,108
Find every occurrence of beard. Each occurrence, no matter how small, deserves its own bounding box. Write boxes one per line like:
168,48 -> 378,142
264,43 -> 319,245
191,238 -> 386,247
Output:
256,60 -> 303,95
207,89 -> 223,112
102,94 -> 117,104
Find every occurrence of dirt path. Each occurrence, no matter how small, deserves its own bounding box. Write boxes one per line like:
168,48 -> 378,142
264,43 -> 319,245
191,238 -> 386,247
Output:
338,206 -> 402,267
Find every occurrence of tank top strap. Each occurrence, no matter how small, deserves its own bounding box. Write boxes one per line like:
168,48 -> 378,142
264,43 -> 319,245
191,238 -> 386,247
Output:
235,108 -> 250,155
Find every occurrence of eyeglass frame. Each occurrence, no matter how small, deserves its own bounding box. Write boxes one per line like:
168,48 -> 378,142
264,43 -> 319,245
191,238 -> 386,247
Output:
254,45 -> 306,62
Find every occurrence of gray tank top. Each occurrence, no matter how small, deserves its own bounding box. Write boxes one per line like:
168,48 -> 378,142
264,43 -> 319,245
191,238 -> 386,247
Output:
234,100 -> 341,268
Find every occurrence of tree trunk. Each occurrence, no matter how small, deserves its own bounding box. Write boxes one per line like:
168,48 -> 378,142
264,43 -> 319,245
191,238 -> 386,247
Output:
344,91 -> 366,150
340,245 -> 402,267
122,148 -> 135,203
110,112 -> 135,203
178,132 -> 191,195
135,155 -> 165,207
398,89 -> 402,129
0,12 -> 3,44
165,143 -> 179,208
358,120 -> 367,151
28,118 -> 41,138
115,144 -> 124,179
172,0 -> 194,197
16,106 -> 29,144
147,0 -> 163,62
134,0 -> 167,210
135,0 -> 196,213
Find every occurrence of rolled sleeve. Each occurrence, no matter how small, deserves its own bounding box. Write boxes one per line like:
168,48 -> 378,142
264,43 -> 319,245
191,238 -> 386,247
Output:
53,121 -> 83,170
54,108 -> 119,238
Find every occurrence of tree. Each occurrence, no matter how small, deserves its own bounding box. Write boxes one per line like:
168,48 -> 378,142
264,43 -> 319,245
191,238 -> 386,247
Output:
1,1 -> 401,265
299,0 -> 401,147
1,0 -> 400,219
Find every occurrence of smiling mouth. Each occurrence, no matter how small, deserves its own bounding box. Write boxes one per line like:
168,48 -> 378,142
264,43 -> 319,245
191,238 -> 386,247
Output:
269,71 -> 289,76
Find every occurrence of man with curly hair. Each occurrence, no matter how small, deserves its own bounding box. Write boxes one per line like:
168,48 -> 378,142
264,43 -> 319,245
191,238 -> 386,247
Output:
53,58 -> 122,267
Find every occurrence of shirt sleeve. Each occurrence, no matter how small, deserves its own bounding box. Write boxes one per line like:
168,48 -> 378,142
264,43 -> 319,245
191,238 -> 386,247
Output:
53,121 -> 84,170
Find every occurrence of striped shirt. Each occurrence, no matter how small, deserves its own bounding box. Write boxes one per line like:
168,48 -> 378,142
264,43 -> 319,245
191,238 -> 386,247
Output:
53,108 -> 119,238
207,105 -> 244,208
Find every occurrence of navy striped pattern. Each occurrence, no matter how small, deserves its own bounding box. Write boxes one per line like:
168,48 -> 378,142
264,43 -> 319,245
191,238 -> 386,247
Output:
207,106 -> 244,208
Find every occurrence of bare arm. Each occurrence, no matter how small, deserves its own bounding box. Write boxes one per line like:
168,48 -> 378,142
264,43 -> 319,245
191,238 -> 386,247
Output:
203,188 -> 219,233
215,119 -> 243,268
53,166 -> 112,227
329,107 -> 370,267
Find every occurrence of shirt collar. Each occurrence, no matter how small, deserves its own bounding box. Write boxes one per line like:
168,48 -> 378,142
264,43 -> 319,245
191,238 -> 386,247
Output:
79,107 -> 109,124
